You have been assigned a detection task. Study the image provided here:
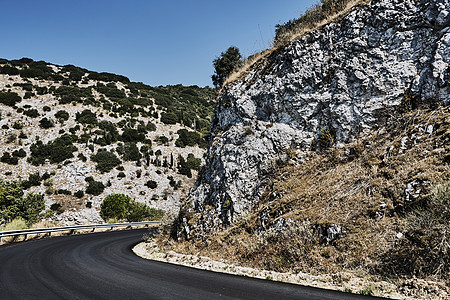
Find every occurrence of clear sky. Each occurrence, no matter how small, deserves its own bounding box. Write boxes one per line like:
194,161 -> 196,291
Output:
1,0 -> 317,87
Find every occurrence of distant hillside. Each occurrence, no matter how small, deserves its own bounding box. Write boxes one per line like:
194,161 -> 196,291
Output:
0,57 -> 215,226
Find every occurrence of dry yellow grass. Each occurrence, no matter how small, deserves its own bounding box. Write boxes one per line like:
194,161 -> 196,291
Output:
161,106 -> 450,287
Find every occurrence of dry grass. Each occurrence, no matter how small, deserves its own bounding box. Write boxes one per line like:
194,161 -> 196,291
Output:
162,106 -> 450,286
221,0 -> 369,90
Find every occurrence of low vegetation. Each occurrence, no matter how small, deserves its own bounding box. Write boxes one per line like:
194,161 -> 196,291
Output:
0,180 -> 45,226
100,194 -> 163,222
171,105 -> 450,285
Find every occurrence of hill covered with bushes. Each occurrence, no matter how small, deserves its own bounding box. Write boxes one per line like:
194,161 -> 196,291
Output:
0,57 -> 215,227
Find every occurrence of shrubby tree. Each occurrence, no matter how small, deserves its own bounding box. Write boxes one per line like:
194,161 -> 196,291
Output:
39,117 -> 54,129
0,180 -> 45,225
100,194 -> 163,222
85,179 -> 105,196
91,150 -> 121,173
0,92 -> 21,106
211,46 -> 243,89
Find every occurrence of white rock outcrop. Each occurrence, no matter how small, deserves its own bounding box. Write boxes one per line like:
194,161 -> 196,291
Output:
177,0 -> 449,238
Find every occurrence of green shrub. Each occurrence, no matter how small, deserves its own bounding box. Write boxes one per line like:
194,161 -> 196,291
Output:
39,117 -> 54,129
211,46 -> 243,88
117,172 -> 126,178
121,128 -> 145,142
118,142 -> 140,161
0,152 -> 18,165
100,193 -> 163,222
18,131 -> 27,139
175,129 -> 202,147
23,108 -> 40,118
160,112 -> 178,124
0,180 -> 45,225
0,91 -> 21,106
274,0 -> 353,45
145,180 -> 157,189
155,135 -> 169,145
403,181 -> 450,279
55,110 -> 70,122
12,148 -> 27,158
29,135 -> 77,165
12,121 -> 23,129
85,179 -> 105,196
75,109 -> 97,125
0,218 -> 27,231
21,172 -> 41,189
91,150 -> 121,173
50,203 -> 62,212
74,190 -> 84,198
57,189 -> 71,195
100,194 -> 130,221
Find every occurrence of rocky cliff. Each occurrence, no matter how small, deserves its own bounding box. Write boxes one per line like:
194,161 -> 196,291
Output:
178,0 -> 449,238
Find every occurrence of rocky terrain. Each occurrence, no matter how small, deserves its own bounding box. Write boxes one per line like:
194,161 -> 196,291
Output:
177,0 -> 449,238
0,59 -> 215,225
161,0 -> 450,296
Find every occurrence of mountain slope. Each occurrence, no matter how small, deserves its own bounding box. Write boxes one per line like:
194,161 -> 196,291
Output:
168,0 -> 449,294
0,58 -> 215,225
177,0 -> 449,238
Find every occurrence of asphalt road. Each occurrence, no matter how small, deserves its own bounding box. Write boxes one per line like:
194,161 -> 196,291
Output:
0,228 -> 382,299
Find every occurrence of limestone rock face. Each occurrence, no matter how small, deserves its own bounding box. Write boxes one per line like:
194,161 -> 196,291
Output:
178,0 -> 449,239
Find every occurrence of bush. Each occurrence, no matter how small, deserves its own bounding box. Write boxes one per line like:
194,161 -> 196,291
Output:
85,180 -> 105,196
1,152 -> 18,165
100,194 -> 130,221
403,181 -> 450,279
21,172 -> 41,189
74,190 -> 84,198
274,0 -> 352,45
100,193 -> 163,222
160,112 -> 178,124
39,117 -> 54,129
23,108 -> 40,118
29,135 -> 77,165
118,142 -> 140,161
57,189 -> 71,195
211,46 -> 243,88
0,180 -> 45,225
50,203 -> 62,211
91,150 -> 121,173
175,129 -> 202,147
12,122 -> 23,129
75,109 -> 98,125
0,91 -> 21,106
12,148 -> 27,158
121,128 -> 145,142
145,180 -> 157,189
55,110 -> 70,122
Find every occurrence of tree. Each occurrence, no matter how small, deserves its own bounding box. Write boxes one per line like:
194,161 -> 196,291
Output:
100,194 -> 163,222
211,46 -> 243,89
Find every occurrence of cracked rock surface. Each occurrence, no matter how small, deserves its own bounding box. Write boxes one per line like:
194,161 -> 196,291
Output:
178,0 -> 449,238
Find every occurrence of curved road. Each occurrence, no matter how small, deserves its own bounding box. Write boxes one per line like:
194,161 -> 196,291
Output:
0,229 -> 380,299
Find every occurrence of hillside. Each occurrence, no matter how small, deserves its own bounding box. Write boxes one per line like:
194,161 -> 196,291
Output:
0,58 -> 215,226
163,0 -> 449,296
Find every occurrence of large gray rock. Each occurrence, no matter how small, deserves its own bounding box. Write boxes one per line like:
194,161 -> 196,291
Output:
178,0 -> 449,239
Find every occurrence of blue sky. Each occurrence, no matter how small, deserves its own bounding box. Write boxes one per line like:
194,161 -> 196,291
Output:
1,0 -> 317,87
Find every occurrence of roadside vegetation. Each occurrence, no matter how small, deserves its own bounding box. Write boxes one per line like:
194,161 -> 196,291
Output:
0,180 -> 45,228
100,194 -> 163,222
169,105 -> 450,288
